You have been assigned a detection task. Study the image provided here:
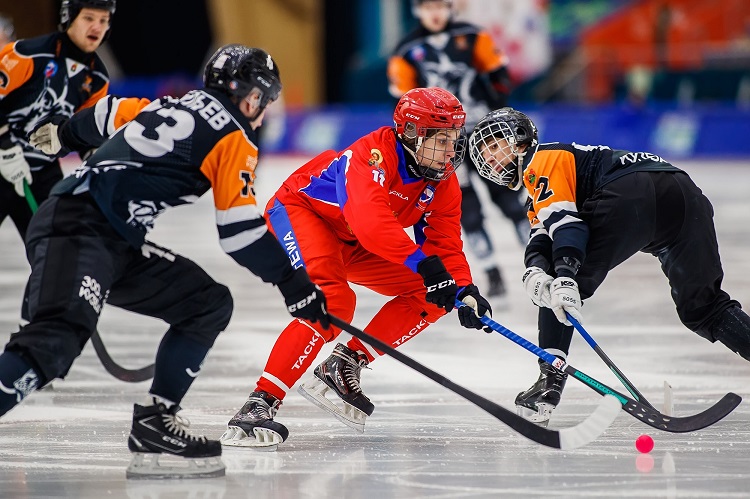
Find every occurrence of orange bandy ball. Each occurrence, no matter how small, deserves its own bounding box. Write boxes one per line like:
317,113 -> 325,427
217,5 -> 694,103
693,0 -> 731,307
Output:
635,434 -> 654,453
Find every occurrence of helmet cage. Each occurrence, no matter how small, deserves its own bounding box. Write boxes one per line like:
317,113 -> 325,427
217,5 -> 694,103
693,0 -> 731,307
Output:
407,126 -> 467,181
469,109 -> 537,190
393,87 -> 467,181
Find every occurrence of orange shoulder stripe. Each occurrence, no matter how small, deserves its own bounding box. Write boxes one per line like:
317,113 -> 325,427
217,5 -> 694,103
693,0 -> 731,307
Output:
0,43 -> 35,97
472,31 -> 507,73
200,129 -> 259,211
387,55 -> 418,98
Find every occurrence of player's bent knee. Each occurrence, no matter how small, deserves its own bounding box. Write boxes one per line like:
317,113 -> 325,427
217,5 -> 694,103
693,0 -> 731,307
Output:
5,325 -> 85,384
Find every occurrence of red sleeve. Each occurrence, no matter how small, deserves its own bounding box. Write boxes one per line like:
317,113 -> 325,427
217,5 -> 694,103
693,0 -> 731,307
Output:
419,177 -> 473,286
340,137 -> 423,266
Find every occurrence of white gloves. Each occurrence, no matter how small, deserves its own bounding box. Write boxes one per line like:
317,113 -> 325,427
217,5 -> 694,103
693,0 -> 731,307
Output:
522,266 -> 553,307
0,144 -> 32,197
29,122 -> 63,156
550,277 -> 583,325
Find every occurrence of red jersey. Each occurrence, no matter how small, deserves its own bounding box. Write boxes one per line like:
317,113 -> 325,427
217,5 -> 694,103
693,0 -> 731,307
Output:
274,126 -> 472,285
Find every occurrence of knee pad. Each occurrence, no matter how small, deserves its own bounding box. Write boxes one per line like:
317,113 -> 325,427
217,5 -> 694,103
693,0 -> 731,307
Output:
701,306 -> 750,361
174,283 -> 233,346
6,324 -> 84,383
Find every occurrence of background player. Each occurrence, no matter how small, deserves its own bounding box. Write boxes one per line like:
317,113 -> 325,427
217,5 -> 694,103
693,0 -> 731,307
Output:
468,107 -> 750,426
387,0 -> 528,304
220,87 -> 493,449
0,0 -> 113,241
0,13 -> 15,47
0,44 -> 328,478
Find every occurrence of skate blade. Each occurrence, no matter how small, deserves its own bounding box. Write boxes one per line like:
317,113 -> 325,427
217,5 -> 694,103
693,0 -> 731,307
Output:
298,378 -> 367,432
516,403 -> 554,428
126,452 -> 226,479
220,426 -> 281,451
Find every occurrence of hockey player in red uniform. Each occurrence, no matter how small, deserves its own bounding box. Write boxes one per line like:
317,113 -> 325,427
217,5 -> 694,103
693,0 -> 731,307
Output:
388,0 -> 527,302
0,44 -> 328,478
468,107 -> 750,427
220,87 -> 493,450
0,0 -> 113,241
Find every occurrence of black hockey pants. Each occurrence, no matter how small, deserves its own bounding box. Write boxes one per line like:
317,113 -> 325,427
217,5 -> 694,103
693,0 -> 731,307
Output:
539,171 -> 738,354
5,194 -> 232,385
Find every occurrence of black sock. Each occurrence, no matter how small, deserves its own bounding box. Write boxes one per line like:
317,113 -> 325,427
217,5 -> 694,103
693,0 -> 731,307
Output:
148,330 -> 211,406
538,307 -> 573,353
0,351 -> 41,416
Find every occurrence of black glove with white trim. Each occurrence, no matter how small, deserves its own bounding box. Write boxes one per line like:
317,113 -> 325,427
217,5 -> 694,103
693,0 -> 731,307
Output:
417,255 -> 458,312
456,284 -> 493,330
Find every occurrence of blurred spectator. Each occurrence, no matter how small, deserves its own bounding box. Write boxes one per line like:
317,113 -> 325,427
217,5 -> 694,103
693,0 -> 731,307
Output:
388,0 -> 529,305
0,13 -> 15,46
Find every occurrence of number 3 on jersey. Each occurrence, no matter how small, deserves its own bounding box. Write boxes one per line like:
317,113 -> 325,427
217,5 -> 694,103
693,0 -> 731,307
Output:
124,106 -> 195,158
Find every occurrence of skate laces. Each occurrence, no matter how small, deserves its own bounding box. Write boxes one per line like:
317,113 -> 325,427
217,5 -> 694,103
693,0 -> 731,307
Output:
246,393 -> 280,419
162,411 -> 207,443
331,348 -> 369,393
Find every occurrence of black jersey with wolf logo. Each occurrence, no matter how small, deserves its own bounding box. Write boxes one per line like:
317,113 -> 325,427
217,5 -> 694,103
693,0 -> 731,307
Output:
388,21 -> 509,127
52,89 -> 296,285
0,33 -> 108,168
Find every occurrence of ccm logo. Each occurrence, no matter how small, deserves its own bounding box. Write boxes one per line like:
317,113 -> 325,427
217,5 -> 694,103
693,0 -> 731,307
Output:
288,291 -> 317,312
405,113 -> 420,120
452,114 -> 465,119
426,279 -> 455,292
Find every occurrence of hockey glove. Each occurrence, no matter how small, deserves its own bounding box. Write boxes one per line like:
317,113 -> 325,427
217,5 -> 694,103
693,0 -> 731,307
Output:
29,116 -> 69,157
277,267 -> 330,329
456,284 -> 493,330
417,255 -> 458,312
522,266 -> 553,308
550,277 -> 582,326
0,144 -> 32,197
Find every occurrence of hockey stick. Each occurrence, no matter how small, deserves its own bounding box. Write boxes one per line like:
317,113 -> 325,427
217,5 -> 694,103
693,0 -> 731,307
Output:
328,314 -> 620,450
566,313 -> 653,408
88,328 -> 154,382
23,180 -> 155,382
459,301 -> 742,432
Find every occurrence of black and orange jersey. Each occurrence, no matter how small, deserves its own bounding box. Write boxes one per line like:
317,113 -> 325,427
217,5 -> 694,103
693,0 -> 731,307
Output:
388,21 -> 509,127
0,32 -> 108,168
52,89 -> 296,285
522,142 -> 682,265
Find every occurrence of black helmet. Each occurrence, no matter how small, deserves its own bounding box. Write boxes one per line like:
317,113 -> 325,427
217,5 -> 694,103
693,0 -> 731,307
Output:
469,107 -> 538,190
203,44 -> 282,114
59,0 -> 116,35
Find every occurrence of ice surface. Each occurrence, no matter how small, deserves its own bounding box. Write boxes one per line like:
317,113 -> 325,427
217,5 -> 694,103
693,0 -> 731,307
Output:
0,157 -> 748,498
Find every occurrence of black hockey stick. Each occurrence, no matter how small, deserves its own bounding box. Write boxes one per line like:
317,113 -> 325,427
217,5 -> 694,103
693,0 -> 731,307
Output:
89,329 -> 155,382
462,301 -> 742,432
328,314 -> 620,450
23,181 -> 154,382
566,313 -> 653,408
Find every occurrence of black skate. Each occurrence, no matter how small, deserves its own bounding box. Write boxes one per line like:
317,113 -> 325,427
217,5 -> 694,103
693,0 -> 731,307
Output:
126,400 -> 225,479
220,391 -> 288,451
485,267 -> 506,298
515,361 -> 568,427
298,343 -> 374,432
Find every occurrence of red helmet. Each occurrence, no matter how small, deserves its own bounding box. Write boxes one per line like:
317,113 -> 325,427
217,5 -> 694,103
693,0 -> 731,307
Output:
393,87 -> 467,181
393,87 -> 466,139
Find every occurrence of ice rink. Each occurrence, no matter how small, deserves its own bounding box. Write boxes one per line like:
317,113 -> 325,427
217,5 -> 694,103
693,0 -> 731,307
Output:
1,156 -> 749,498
